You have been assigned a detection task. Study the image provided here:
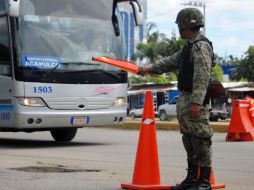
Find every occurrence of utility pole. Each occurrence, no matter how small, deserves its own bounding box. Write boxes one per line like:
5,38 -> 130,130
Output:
181,1 -> 206,35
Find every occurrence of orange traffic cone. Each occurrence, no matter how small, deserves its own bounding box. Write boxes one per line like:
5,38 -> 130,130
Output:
121,91 -> 171,189
226,99 -> 254,141
210,168 -> 225,189
198,167 -> 225,189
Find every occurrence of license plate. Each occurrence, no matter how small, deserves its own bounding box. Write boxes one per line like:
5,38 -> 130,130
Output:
71,116 -> 89,126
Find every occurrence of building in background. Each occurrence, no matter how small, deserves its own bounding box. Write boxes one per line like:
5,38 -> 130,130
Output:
119,0 -> 147,62
221,65 -> 238,82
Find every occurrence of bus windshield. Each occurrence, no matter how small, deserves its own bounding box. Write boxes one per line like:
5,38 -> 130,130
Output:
15,0 -> 127,84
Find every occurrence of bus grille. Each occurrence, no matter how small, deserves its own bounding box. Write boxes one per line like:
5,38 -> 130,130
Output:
44,97 -> 113,110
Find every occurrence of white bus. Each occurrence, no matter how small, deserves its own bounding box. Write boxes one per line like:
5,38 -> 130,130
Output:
0,0 -> 143,141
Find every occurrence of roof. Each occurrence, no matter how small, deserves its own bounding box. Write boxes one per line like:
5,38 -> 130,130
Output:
128,82 -> 254,95
128,83 -> 176,95
222,82 -> 248,89
223,82 -> 254,91
228,87 -> 254,92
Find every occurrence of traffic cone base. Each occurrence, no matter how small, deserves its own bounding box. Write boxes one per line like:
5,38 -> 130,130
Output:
226,132 -> 254,141
212,184 -> 226,189
191,167 -> 226,189
174,183 -> 225,189
121,183 -> 171,189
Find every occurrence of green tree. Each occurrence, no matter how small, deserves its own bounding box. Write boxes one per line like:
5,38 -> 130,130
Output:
231,46 -> 254,81
128,74 -> 176,85
131,25 -> 184,85
211,64 -> 224,82
214,54 -> 240,66
134,22 -> 167,63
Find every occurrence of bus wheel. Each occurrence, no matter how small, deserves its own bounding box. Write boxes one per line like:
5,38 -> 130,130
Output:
50,128 -> 77,142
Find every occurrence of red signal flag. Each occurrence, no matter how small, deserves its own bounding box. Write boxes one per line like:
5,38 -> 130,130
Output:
92,56 -> 138,75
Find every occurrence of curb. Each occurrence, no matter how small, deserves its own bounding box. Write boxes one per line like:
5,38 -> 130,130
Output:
113,120 -> 228,133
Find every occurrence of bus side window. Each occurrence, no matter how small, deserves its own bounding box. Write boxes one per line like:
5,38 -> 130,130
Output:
0,0 -> 11,76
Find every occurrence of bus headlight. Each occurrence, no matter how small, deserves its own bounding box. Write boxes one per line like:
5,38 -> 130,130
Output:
112,97 -> 127,106
17,97 -> 47,107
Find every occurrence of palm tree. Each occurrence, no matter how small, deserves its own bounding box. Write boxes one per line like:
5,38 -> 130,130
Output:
135,22 -> 168,63
130,22 -> 186,84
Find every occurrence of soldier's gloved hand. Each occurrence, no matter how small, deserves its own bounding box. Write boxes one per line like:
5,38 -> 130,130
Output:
189,103 -> 201,119
138,67 -> 150,76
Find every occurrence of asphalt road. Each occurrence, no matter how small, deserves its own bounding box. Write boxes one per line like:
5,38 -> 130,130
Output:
0,127 -> 253,190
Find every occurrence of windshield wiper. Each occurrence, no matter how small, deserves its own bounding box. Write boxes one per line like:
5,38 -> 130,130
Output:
42,64 -> 60,82
87,69 -> 122,79
61,62 -> 101,66
41,62 -> 101,82
63,69 -> 122,80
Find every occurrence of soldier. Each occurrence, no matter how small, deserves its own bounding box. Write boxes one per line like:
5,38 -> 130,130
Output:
138,8 -> 214,190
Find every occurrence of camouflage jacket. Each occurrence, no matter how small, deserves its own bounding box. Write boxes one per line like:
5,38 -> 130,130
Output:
148,33 -> 213,105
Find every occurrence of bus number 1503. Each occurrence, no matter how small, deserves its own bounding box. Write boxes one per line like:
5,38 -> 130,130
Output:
33,86 -> 52,93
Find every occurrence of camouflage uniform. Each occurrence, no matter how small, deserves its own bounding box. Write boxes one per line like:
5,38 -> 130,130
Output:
148,33 -> 213,167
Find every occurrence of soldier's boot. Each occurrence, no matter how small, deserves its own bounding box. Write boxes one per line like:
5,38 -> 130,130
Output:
187,167 -> 212,190
171,161 -> 198,190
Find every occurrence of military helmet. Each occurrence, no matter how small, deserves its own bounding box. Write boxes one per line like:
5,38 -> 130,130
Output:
175,8 -> 204,29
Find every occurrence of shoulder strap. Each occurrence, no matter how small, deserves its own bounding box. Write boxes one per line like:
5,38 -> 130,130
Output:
193,36 -> 213,49
193,37 -> 215,67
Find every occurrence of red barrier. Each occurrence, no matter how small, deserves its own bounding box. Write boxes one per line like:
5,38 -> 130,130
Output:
226,100 -> 254,141
247,96 -> 254,126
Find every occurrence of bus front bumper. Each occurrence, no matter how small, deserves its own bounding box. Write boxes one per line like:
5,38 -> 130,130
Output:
14,106 -> 126,129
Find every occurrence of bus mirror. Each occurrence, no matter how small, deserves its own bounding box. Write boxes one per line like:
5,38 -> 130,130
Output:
8,0 -> 20,17
113,0 -> 143,33
112,0 -> 121,36
130,0 -> 144,26
112,14 -> 120,36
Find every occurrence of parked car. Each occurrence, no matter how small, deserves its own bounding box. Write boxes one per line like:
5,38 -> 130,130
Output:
129,105 -> 159,119
158,96 -> 178,121
129,105 -> 144,119
209,102 -> 228,122
206,80 -> 228,121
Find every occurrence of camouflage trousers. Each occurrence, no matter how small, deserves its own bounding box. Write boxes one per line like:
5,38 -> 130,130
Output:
176,92 -> 213,167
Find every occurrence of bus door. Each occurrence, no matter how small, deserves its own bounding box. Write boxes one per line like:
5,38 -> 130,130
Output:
0,0 -> 13,127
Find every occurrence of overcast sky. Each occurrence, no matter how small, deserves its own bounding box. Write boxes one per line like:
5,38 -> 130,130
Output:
147,0 -> 254,59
